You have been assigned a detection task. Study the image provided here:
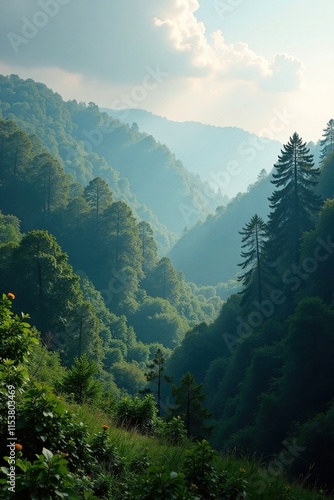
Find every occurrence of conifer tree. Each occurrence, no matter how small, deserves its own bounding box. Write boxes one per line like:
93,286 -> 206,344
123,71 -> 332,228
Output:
238,214 -> 270,305
84,177 -> 113,222
267,132 -> 321,268
320,119 -> 334,162
138,221 -> 158,274
171,372 -> 212,438
143,348 -> 171,417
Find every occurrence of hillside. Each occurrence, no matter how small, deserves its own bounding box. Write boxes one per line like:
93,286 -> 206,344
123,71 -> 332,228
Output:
104,108 -> 282,198
0,75 -> 224,249
169,171 -> 273,285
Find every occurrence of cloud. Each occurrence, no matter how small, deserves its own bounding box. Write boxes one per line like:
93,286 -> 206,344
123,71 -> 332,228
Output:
261,53 -> 303,91
0,0 -> 302,93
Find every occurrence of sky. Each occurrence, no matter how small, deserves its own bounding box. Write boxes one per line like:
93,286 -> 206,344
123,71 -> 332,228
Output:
0,0 -> 333,143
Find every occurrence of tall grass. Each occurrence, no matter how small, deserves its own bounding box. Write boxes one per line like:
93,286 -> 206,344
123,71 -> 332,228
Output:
67,401 -> 328,499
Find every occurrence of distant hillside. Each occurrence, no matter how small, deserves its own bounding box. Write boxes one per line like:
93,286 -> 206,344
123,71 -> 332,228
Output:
168,138 -> 327,286
103,108 -> 282,198
0,75 -> 224,249
168,172 -> 275,285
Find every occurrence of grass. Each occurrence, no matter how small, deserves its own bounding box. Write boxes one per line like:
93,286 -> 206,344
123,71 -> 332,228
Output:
67,401 -> 329,499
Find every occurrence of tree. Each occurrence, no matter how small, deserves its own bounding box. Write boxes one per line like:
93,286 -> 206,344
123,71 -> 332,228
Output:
60,354 -> 101,404
83,177 -> 113,222
320,119 -> 334,162
138,221 -> 158,274
0,120 -> 33,216
143,348 -> 171,417
0,212 -> 21,244
8,231 -> 82,338
238,214 -> 270,305
143,257 -> 181,306
101,201 -> 143,273
29,152 -> 69,229
317,151 -> 334,201
301,199 -> 334,303
171,372 -> 212,439
267,132 -> 321,268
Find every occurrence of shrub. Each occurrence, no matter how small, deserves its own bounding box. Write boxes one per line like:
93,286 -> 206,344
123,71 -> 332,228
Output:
157,416 -> 188,446
113,394 -> 157,433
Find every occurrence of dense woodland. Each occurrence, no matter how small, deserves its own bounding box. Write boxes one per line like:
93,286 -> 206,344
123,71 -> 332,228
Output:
1,75 -> 334,498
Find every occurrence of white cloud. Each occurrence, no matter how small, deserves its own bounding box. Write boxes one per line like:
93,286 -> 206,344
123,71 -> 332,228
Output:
0,0 -> 309,141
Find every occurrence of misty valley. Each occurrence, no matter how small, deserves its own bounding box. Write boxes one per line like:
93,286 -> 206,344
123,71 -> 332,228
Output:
0,72 -> 334,500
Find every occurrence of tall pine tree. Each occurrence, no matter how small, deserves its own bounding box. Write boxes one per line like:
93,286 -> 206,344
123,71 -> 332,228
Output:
320,119 -> 334,162
267,132 -> 321,268
238,214 -> 271,306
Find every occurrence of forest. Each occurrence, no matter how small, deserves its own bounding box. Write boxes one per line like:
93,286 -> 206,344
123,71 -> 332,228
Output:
1,74 -> 334,499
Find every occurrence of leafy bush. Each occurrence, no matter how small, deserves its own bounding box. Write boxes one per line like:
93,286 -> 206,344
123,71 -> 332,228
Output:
157,416 -> 188,446
184,440 -> 247,499
131,465 -> 192,500
59,354 -> 102,404
15,383 -> 94,476
90,427 -> 125,475
113,394 -> 157,433
2,448 -> 80,500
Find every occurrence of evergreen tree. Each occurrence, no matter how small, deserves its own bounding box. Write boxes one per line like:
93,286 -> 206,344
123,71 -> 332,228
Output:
143,257 -> 181,306
31,152 -> 69,228
138,220 -> 158,274
60,353 -> 101,404
320,119 -> 334,162
84,177 -> 113,222
8,230 -> 81,336
238,214 -> 270,305
267,132 -> 321,268
0,120 -> 33,216
171,372 -> 212,438
143,348 -> 171,417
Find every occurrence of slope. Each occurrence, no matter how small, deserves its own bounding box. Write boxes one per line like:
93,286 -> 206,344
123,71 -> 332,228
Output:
169,172 -> 274,285
104,108 -> 282,198
0,75 -> 222,249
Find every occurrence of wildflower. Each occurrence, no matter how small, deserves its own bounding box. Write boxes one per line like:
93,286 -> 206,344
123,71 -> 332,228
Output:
7,293 -> 15,300
15,444 -> 22,451
102,424 -> 109,430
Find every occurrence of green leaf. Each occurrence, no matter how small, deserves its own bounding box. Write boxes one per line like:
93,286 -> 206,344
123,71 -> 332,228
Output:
42,447 -> 53,460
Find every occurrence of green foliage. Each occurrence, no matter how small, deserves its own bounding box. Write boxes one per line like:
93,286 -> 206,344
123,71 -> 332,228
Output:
3,448 -> 79,499
90,428 -> 125,476
113,394 -> 157,433
14,384 -> 94,475
0,212 -> 21,244
28,344 -> 66,387
319,118 -> 334,161
131,465 -> 191,500
0,293 -> 38,369
143,348 -> 172,416
238,214 -> 273,307
111,361 -> 147,395
60,354 -> 101,405
184,440 -> 244,499
157,417 -> 188,446
267,132 -> 321,268
171,372 -> 212,439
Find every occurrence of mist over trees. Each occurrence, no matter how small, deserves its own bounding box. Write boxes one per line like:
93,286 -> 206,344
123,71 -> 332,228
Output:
1,73 -> 334,495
